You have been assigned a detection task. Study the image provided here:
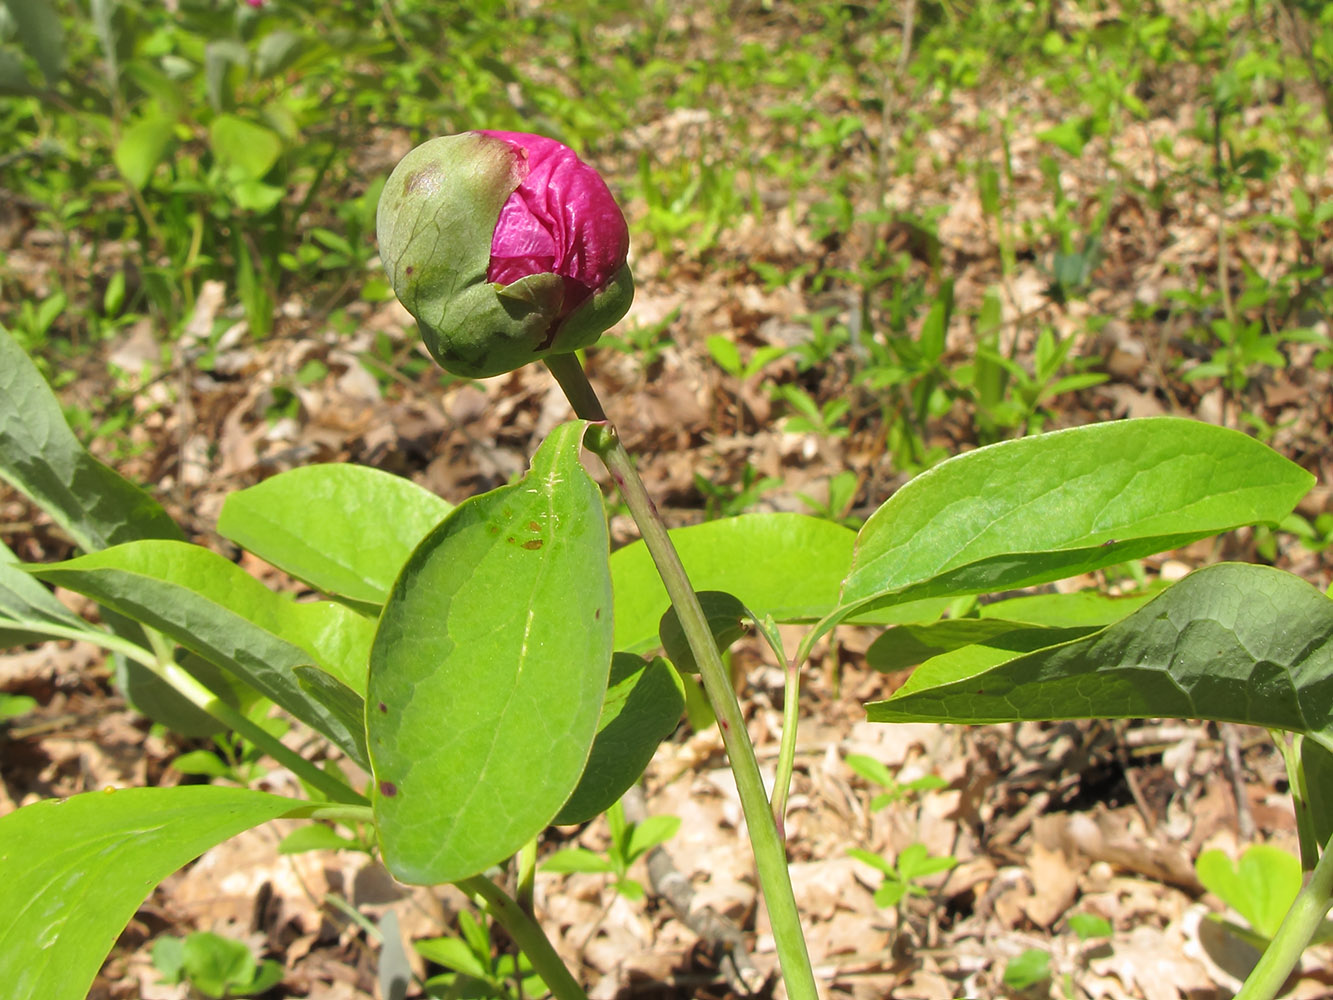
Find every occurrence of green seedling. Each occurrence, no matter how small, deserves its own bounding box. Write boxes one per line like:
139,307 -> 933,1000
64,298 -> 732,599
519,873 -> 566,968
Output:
706,334 -> 786,381
1002,912 -> 1113,996
415,910 -> 546,1000
1196,844 -> 1333,947
848,842 -> 958,910
541,799 -> 680,902
843,753 -> 947,812
600,306 -> 682,369
693,463 -> 782,519
152,930 -> 283,1000
773,383 -> 850,438
170,701 -> 287,790
796,470 -> 860,528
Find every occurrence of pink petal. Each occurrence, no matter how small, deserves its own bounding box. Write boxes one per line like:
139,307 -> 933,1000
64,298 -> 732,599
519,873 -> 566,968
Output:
479,131 -> 629,302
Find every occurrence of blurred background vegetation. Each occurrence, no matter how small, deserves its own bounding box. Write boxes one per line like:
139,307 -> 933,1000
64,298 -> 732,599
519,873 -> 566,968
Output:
0,0 -> 1330,542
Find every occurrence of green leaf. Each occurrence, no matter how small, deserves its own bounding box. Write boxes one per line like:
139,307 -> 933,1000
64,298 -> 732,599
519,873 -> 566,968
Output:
229,178 -> 285,214
873,881 -> 908,908
0,0 -> 64,85
975,587 -> 1163,627
1003,948 -> 1052,989
1037,117 -> 1091,156
1300,737 -> 1333,849
610,514 -> 943,654
89,0 -> 118,94
1067,912 -> 1113,940
0,693 -> 36,719
218,464 -> 452,607
30,541 -> 372,765
843,753 -> 893,789
0,786 -> 298,1000
659,590 -> 751,674
896,843 -> 957,881
254,29 -> 302,78
208,114 -> 282,181
0,325 -> 184,551
626,814 -> 681,861
867,619 -> 1099,673
170,750 -> 233,779
846,847 -> 895,876
151,936 -> 186,982
113,113 -> 175,190
1196,845 -> 1301,940
182,931 -> 254,999
0,540 -> 89,647
553,654 -> 683,825
415,936 -> 491,980
294,666 -> 369,768
867,564 -> 1333,746
368,422 -> 612,884
842,418 -> 1313,616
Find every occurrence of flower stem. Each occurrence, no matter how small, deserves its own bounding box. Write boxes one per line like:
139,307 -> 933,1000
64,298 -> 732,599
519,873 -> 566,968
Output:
1234,831 -> 1333,1000
546,353 -> 819,1000
769,652 -> 802,822
460,874 -> 589,1000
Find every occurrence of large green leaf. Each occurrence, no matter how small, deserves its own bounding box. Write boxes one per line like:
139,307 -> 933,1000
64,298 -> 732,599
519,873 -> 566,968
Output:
609,514 -> 944,654
30,541 -> 372,765
553,653 -> 684,825
867,564 -> 1333,747
0,786 -> 299,1000
217,464 -> 452,607
842,418 -> 1313,615
0,325 -> 183,551
368,422 -> 612,884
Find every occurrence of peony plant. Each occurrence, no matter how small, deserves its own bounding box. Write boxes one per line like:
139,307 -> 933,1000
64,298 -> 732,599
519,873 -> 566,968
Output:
0,132 -> 1329,1000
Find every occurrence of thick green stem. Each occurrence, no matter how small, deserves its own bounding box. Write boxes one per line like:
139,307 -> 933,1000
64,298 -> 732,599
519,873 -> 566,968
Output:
546,353 -> 820,1000
460,874 -> 589,1000
1235,831 -> 1333,1000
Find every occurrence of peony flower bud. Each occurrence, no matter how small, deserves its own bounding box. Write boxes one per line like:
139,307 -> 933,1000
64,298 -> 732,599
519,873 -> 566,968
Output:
376,131 -> 633,378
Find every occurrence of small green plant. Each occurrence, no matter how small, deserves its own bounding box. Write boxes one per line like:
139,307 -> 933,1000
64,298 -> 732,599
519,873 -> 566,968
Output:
843,753 -> 947,812
1196,844 -> 1333,949
151,930 -> 283,1000
600,306 -> 682,369
694,462 -> 782,519
169,702 -> 287,789
1002,912 -> 1113,997
541,798 -> 680,902
773,383 -> 851,438
415,910 -> 546,1000
796,470 -> 860,527
705,333 -> 785,382
848,842 -> 958,910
